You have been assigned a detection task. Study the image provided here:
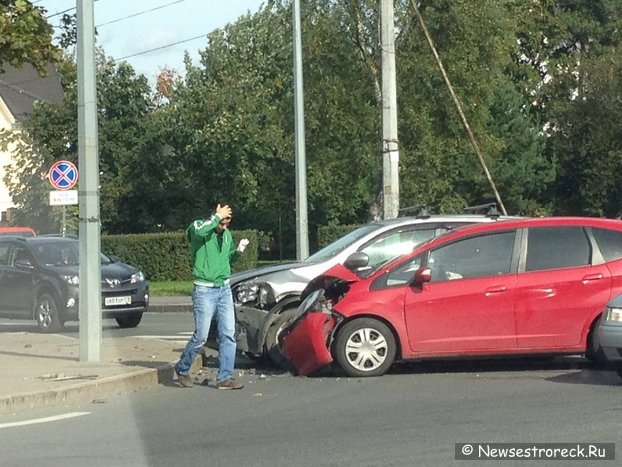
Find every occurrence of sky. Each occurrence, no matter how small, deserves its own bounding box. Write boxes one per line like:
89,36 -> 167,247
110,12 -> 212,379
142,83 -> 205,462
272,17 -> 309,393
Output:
36,0 -> 266,84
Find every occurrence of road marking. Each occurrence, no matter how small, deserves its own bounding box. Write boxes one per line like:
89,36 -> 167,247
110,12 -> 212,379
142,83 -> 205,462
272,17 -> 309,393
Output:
132,333 -> 193,343
0,411 -> 90,429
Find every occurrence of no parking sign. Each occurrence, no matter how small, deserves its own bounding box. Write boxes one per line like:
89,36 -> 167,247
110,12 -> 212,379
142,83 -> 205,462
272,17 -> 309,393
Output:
48,160 -> 78,190
48,161 -> 78,206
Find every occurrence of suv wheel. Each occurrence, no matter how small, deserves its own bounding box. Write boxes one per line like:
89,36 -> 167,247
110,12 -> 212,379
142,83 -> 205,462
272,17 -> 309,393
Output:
35,292 -> 63,333
116,313 -> 143,328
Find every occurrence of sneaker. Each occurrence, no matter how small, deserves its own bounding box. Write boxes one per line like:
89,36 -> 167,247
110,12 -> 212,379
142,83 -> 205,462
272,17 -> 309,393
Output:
174,366 -> 193,388
215,378 -> 244,390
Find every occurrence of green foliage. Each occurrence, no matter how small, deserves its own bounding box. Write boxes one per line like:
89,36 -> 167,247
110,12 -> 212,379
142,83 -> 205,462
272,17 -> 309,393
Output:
317,224 -> 360,249
548,47 -> 622,216
101,229 -> 259,282
4,0 -> 622,245
0,0 -> 60,73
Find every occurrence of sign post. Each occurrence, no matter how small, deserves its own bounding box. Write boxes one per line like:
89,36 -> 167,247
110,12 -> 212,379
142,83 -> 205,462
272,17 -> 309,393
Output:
48,160 -> 78,236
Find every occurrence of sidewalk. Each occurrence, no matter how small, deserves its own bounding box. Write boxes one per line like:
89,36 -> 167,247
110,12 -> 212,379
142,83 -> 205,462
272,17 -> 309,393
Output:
0,296 -> 198,416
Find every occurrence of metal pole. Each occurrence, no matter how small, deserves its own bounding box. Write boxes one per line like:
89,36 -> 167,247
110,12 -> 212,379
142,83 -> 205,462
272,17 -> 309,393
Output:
77,0 -> 102,361
381,0 -> 400,219
293,0 -> 309,259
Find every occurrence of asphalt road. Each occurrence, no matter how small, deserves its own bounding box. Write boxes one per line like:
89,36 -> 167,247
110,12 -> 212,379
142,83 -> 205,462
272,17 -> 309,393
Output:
1,312 -> 621,466
0,309 -> 194,338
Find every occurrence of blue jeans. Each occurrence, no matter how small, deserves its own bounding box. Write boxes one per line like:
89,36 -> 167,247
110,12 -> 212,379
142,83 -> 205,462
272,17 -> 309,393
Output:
176,284 -> 236,382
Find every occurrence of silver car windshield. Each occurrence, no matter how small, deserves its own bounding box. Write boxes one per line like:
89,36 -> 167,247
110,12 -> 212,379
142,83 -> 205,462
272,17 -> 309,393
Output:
303,223 -> 383,264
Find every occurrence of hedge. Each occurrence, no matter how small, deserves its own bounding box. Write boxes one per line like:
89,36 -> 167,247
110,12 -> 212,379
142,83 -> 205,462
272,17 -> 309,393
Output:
316,224 -> 360,249
101,229 -> 258,282
100,224 -> 360,281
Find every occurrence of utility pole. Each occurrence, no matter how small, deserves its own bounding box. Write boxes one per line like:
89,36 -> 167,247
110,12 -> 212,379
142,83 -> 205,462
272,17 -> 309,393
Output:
293,0 -> 309,259
77,0 -> 102,361
381,0 -> 400,219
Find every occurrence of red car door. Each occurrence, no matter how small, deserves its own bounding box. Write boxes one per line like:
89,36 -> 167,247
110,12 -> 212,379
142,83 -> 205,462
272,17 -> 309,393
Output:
398,230 -> 519,356
515,226 -> 611,349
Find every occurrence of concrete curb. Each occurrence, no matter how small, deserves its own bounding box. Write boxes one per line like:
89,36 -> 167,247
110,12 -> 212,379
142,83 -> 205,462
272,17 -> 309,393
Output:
0,358 -> 201,416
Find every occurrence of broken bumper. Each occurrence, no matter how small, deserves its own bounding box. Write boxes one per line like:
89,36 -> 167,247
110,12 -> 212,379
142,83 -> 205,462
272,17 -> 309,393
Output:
282,311 -> 337,376
205,304 -> 273,356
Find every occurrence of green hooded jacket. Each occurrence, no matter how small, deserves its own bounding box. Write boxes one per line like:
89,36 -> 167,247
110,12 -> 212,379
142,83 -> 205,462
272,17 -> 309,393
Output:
186,214 -> 240,286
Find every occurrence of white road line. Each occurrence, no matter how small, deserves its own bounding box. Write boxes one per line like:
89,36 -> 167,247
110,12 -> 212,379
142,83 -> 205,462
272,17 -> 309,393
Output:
132,334 -> 192,341
0,412 -> 90,429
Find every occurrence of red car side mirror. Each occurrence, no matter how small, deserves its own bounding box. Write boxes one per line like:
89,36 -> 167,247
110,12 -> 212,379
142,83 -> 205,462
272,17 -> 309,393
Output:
414,267 -> 432,284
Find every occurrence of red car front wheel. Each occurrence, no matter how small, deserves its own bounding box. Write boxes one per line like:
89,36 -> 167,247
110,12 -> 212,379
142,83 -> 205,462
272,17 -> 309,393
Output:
333,318 -> 396,377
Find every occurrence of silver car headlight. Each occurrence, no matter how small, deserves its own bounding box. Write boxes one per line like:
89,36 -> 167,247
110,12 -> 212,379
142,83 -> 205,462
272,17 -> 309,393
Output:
604,306 -> 622,323
131,271 -> 146,284
236,282 -> 259,304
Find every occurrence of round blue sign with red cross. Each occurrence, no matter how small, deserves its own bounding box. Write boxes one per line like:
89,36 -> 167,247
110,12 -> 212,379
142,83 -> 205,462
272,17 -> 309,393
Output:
48,160 -> 78,191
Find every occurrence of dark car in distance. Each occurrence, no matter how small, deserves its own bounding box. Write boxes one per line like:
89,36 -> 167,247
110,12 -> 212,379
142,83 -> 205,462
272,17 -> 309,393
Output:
0,236 -> 149,332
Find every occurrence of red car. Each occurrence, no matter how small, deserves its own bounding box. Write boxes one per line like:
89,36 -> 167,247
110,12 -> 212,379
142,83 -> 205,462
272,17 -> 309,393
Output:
282,217 -> 622,377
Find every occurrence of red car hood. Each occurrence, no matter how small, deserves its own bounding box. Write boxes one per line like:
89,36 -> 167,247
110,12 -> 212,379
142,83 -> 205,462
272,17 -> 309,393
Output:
300,263 -> 362,300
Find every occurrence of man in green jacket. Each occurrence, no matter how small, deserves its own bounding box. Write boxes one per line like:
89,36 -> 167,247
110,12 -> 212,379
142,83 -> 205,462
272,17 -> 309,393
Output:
175,203 -> 249,390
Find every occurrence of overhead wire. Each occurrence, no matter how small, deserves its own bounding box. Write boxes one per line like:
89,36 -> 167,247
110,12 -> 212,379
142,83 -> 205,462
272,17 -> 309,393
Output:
97,0 -> 188,27
42,0 -> 202,61
115,33 -> 206,61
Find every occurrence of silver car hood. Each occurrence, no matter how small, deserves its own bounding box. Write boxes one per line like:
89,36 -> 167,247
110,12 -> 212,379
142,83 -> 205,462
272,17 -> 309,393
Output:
230,262 -> 304,286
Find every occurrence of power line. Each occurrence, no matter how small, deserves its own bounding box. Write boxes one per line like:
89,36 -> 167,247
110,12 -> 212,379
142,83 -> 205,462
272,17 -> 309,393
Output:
115,32 -> 206,61
45,0 -> 100,19
44,0 -> 188,27
46,6 -> 74,19
97,0 -> 189,27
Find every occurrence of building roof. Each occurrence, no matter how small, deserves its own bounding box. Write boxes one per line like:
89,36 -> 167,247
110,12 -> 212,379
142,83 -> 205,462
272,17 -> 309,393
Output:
0,63 -> 64,121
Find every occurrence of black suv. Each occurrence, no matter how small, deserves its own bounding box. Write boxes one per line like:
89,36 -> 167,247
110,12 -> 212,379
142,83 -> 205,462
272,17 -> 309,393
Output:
0,236 -> 149,332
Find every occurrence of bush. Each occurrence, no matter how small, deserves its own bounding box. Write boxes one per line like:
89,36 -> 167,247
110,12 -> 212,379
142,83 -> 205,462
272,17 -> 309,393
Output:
317,224 -> 360,249
101,229 -> 258,281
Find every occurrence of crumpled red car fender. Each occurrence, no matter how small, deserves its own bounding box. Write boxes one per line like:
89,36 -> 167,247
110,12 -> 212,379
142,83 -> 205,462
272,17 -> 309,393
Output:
282,311 -> 337,376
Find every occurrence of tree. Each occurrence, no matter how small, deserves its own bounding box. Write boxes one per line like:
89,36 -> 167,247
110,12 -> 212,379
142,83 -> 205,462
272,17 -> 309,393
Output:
517,0 -> 622,215
0,0 -> 60,73
5,0 -> 621,245
396,0 -> 554,215
549,47 -> 622,216
1,53 -> 157,234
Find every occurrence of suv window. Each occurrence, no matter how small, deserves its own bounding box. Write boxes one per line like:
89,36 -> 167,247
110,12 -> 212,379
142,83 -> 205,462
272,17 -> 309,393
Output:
361,223 -> 475,272
525,226 -> 591,272
304,223 -> 382,263
362,228 -> 436,269
592,228 -> 622,262
14,246 -> 34,265
0,243 -> 10,265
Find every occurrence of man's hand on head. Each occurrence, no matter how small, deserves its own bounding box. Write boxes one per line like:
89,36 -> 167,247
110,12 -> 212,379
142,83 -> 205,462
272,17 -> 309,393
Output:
216,204 -> 232,219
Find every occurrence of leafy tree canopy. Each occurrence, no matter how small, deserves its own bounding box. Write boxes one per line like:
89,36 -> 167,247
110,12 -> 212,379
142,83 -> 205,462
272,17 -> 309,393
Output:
0,0 -> 60,73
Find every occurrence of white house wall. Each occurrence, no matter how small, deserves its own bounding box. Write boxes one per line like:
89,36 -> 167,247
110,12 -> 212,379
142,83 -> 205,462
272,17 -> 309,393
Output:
0,95 -> 16,217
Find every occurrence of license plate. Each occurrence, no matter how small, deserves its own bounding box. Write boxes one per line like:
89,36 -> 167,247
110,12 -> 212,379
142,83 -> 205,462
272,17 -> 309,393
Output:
105,296 -> 131,306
